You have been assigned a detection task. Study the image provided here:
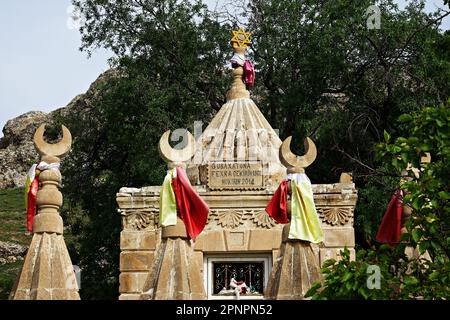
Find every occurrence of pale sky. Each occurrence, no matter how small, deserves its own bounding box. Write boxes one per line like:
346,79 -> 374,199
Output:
0,0 -> 448,137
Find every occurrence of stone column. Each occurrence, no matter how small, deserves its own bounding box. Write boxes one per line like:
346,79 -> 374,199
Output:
267,136 -> 323,299
265,183 -> 322,299
139,134 -> 206,299
10,125 -> 80,300
226,47 -> 250,101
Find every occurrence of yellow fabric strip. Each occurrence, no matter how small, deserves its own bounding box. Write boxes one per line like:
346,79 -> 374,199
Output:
24,176 -> 31,209
24,164 -> 37,209
289,178 -> 324,243
159,168 -> 177,227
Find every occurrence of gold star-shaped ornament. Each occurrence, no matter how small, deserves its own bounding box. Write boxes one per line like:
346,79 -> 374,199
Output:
230,28 -> 252,48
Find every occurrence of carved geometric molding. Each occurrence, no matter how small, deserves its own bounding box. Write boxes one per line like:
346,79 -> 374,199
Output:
318,207 -> 352,226
252,210 -> 277,229
209,209 -> 278,230
124,211 -> 154,230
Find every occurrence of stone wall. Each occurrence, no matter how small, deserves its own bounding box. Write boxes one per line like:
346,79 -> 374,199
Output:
116,181 -> 357,300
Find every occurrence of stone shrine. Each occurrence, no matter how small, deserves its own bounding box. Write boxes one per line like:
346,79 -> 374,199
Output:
116,29 -> 358,300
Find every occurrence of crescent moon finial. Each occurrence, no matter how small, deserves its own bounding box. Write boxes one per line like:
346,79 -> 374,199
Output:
33,124 -> 72,158
280,136 -> 317,173
158,130 -> 195,165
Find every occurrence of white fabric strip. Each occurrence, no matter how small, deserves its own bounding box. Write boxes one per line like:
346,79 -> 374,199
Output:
37,162 -> 60,171
231,52 -> 246,66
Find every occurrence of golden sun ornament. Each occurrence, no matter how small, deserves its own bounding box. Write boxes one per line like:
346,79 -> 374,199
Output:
230,27 -> 252,48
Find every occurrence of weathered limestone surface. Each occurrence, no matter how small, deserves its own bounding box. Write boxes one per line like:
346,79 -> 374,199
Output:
117,180 -> 357,300
266,225 -> 322,300
10,125 -> 80,300
140,218 -> 206,300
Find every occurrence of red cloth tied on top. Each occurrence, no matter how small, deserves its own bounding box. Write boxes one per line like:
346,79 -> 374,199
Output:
265,180 -> 289,224
243,59 -> 255,88
376,190 -> 403,246
172,167 -> 209,241
27,178 -> 39,232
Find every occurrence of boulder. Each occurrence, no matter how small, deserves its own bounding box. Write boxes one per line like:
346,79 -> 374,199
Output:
0,112 -> 49,189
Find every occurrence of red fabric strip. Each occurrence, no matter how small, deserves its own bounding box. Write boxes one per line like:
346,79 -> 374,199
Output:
243,59 -> 255,88
27,178 -> 39,232
265,180 -> 288,224
172,167 -> 209,241
376,190 -> 403,246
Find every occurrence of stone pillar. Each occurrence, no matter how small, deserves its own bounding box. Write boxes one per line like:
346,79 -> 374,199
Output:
10,125 -> 80,300
266,224 -> 322,300
265,187 -> 322,300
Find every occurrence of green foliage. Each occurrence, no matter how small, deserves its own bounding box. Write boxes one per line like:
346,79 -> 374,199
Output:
0,260 -> 23,300
306,244 -> 450,300
306,246 -> 400,300
354,174 -> 398,245
0,189 -> 32,300
308,103 -> 450,299
377,102 -> 450,261
65,0 -> 450,298
0,188 -> 31,245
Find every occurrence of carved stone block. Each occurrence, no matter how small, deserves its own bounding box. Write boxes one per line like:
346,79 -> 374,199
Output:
119,272 -> 148,293
322,227 -> 355,247
120,231 -> 157,250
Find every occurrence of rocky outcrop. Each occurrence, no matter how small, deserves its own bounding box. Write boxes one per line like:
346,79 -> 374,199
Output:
0,112 -> 49,189
0,70 -> 118,190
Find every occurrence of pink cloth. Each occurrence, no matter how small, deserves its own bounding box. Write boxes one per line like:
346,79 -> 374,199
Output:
243,60 -> 255,88
27,178 -> 39,232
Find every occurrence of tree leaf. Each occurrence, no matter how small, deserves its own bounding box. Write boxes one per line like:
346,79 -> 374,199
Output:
404,276 -> 419,286
384,130 -> 391,143
412,229 -> 422,243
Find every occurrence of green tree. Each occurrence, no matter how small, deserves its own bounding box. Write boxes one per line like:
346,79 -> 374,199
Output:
247,0 -> 449,240
61,0 -> 232,299
307,102 -> 450,299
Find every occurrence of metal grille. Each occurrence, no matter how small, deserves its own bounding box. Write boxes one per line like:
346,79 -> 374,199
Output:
213,262 -> 264,296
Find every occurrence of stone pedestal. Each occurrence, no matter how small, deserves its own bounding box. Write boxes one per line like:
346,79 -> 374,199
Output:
140,218 -> 206,300
266,224 -> 322,300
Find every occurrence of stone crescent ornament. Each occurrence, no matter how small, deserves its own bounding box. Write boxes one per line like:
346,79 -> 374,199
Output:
420,152 -> 431,164
405,152 -> 431,179
280,136 -> 317,169
158,130 -> 195,164
33,124 -> 72,158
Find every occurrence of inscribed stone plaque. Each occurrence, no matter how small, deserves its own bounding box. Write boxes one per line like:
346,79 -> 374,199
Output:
208,161 -> 264,190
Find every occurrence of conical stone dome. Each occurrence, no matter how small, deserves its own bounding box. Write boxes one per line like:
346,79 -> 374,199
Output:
188,48 -> 286,190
